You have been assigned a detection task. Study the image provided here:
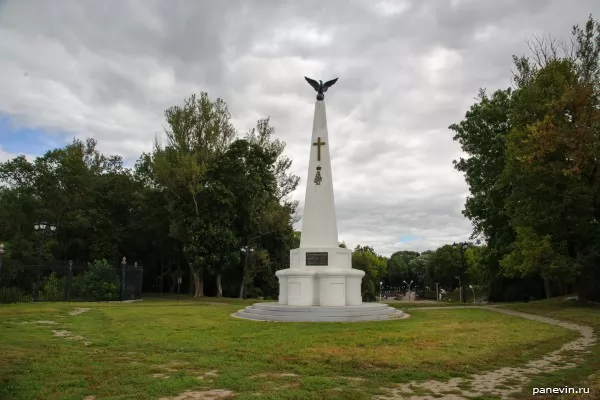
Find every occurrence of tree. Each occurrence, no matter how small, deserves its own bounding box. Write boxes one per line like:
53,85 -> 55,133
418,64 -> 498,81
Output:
502,56 -> 600,301
352,245 -> 387,300
151,92 -> 236,297
449,88 -> 516,299
230,118 -> 298,299
209,137 -> 280,298
427,245 -> 465,290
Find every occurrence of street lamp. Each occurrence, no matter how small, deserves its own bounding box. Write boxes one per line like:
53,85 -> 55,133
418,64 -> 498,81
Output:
453,242 -> 468,303
379,281 -> 383,302
0,243 -> 5,276
120,257 -> 127,301
32,222 -> 57,302
403,280 -> 413,301
469,284 -> 475,304
33,222 -> 57,260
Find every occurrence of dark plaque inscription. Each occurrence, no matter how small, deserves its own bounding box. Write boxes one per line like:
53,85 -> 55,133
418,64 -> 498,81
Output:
306,252 -> 328,266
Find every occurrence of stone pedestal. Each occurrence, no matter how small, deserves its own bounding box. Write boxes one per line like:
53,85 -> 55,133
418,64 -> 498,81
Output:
276,247 -> 365,306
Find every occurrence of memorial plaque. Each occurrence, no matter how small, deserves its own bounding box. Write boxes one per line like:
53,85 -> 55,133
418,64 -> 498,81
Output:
306,252 -> 328,266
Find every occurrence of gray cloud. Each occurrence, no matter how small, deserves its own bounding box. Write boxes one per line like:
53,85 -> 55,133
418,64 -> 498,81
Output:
0,0 -> 596,255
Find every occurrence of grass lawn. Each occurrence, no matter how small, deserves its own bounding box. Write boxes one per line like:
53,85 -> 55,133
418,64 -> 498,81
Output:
0,297 -> 585,400
385,301 -> 481,308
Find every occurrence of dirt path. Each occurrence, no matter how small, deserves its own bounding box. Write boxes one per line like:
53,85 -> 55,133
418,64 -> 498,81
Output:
374,306 -> 596,400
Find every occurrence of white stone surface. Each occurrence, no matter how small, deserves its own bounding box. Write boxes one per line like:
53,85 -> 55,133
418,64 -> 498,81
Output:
234,302 -> 405,322
235,96 -> 398,321
274,100 -> 367,308
300,101 -> 338,248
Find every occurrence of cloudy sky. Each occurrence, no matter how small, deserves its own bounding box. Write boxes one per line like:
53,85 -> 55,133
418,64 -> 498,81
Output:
0,1 -> 596,256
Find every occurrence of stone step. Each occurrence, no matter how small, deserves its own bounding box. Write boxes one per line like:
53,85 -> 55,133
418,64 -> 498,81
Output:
234,310 -> 402,322
250,302 -> 391,313
244,305 -> 397,317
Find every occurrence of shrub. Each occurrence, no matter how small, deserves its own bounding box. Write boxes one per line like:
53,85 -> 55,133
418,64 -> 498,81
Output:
40,272 -> 66,301
0,286 -> 33,303
81,259 -> 120,301
362,279 -> 377,302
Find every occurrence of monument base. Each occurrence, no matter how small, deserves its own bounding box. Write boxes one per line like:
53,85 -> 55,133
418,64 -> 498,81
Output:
275,266 -> 364,306
233,302 -> 406,322
274,246 -> 365,307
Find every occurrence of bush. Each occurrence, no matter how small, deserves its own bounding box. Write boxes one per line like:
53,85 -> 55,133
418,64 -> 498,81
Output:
81,259 -> 120,301
40,272 -> 66,301
0,286 -> 33,303
362,279 -> 377,302
69,275 -> 86,300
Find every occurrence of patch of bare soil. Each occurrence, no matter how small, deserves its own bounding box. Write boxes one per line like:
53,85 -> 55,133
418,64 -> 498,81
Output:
196,370 -> 219,380
251,372 -> 301,391
341,376 -> 367,382
373,307 -> 596,400
149,361 -> 219,381
51,329 -> 91,346
15,320 -> 57,325
83,396 -> 96,400
251,372 -> 298,379
157,389 -> 236,400
69,307 -> 90,316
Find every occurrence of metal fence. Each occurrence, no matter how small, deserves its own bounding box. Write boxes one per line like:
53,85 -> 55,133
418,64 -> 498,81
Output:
0,262 -> 144,304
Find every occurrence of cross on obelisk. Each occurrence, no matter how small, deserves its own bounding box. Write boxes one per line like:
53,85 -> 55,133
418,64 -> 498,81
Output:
312,136 -> 326,161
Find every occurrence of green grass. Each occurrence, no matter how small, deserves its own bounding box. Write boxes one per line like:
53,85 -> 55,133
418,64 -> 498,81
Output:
385,300 -> 481,308
0,297 -> 584,400
499,298 -> 600,400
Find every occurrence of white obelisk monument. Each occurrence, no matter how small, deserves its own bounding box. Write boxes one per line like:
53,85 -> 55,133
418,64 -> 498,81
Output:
275,78 -> 365,307
233,77 -> 405,321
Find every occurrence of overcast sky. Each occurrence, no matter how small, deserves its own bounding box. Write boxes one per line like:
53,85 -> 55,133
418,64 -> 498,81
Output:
0,1 -> 596,256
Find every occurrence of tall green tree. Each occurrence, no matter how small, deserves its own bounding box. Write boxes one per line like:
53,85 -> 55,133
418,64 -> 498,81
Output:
232,118 -> 298,298
449,88 -> 515,299
151,92 -> 236,297
502,56 -> 600,302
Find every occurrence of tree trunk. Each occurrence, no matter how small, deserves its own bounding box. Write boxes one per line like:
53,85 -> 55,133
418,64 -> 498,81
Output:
216,273 -> 223,297
239,248 -> 250,299
575,264 -> 591,304
169,271 -> 176,293
543,276 -> 552,299
192,268 -> 204,298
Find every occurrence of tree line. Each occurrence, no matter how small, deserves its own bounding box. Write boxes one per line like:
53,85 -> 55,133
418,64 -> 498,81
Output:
1,16 -> 598,303
0,93 -> 300,300
448,15 -> 600,303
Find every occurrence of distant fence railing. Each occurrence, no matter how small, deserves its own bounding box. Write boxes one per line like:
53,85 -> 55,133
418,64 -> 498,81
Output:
0,262 -> 143,304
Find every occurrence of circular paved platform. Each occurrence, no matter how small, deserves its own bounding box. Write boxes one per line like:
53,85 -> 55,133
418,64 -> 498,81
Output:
233,302 -> 406,322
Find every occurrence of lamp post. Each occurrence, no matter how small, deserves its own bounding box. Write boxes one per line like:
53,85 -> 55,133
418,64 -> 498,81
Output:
120,256 -> 127,301
455,276 -> 462,303
0,243 -> 5,276
469,284 -> 475,304
240,246 -> 255,299
379,281 -> 383,302
177,275 -> 182,302
435,282 -> 440,302
33,222 -> 57,302
33,222 -> 57,260
453,242 -> 468,303
64,260 -> 73,302
403,280 -> 413,301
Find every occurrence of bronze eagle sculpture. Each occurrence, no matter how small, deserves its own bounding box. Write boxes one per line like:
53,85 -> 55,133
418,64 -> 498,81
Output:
304,77 -> 338,100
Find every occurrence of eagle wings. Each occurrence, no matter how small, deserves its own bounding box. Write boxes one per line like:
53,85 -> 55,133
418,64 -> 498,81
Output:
304,77 -> 339,93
